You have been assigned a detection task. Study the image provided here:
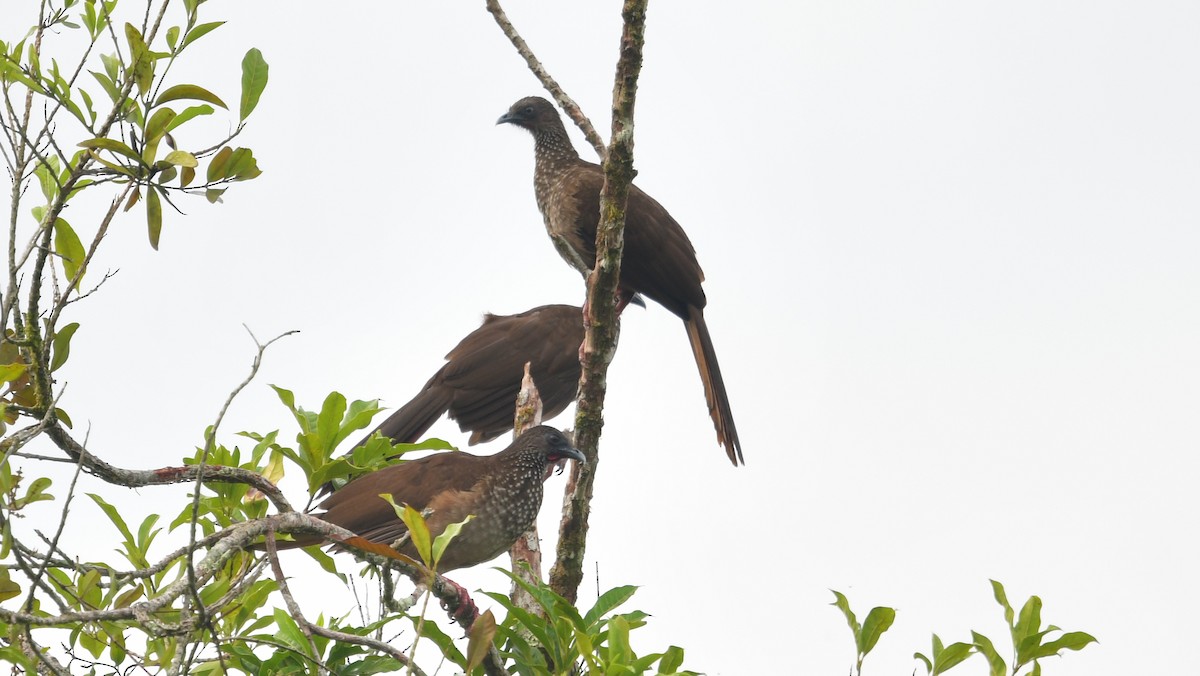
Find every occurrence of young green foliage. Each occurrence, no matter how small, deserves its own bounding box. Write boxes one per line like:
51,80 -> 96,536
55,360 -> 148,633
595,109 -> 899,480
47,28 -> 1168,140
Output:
483,570 -> 697,675
831,590 -> 896,675
969,580 -> 1098,676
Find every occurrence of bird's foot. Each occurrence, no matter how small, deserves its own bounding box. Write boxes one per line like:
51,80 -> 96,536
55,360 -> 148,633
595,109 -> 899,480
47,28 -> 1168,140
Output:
438,577 -> 479,627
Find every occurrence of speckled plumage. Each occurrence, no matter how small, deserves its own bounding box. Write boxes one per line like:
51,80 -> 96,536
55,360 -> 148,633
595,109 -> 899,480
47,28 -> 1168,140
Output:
282,426 -> 583,572
498,96 -> 744,465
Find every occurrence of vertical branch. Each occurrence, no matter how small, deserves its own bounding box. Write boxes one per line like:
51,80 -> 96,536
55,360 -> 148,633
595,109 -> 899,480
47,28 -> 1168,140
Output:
549,0 -> 648,604
507,363 -> 545,615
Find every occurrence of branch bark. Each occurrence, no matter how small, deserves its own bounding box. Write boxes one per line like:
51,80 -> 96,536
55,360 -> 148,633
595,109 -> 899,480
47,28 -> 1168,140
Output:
508,363 -> 546,615
549,0 -> 648,604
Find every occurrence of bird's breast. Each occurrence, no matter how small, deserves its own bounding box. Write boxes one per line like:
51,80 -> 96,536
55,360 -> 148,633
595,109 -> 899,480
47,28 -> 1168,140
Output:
435,475 -> 544,571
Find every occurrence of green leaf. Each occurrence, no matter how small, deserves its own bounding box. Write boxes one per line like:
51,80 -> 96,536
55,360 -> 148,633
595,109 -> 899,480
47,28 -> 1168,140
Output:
859,606 -> 896,655
0,568 -> 22,602
162,150 -> 198,168
223,147 -> 262,180
146,186 -> 162,249
78,137 -> 146,166
166,104 -> 215,131
271,608 -> 311,654
1028,631 -> 1097,659
431,515 -> 473,568
145,107 -> 176,143
483,591 -> 563,666
239,48 -> 268,121
385,497 -> 431,565
1014,595 -> 1043,645
971,631 -> 1007,676
0,363 -> 27,383
53,217 -> 86,283
166,26 -> 180,50
124,23 -> 153,95
88,69 -> 120,103
115,586 -> 143,609
207,146 -> 232,182
13,477 -> 54,509
50,322 -> 80,372
990,579 -> 1014,626
316,391 -> 347,455
933,642 -> 974,674
585,585 -> 639,628
658,646 -> 685,674
183,21 -> 224,48
830,590 -> 861,638
406,615 -> 467,666
88,493 -> 134,542
155,84 -> 227,109
608,615 -> 632,666
35,160 -> 60,201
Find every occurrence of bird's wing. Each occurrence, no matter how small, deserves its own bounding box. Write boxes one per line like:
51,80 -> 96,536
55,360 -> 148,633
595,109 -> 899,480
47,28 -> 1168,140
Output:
317,451 -> 485,540
440,305 -> 583,442
568,164 -> 707,319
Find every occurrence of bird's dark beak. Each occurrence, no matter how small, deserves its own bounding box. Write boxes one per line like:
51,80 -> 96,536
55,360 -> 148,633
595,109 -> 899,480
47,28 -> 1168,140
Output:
556,445 -> 586,465
629,293 -> 647,309
496,112 -> 514,125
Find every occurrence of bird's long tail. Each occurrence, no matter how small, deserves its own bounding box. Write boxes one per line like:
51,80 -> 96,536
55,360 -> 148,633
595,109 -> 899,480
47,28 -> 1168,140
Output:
684,306 -> 743,465
315,385 -> 454,498
364,384 -> 453,448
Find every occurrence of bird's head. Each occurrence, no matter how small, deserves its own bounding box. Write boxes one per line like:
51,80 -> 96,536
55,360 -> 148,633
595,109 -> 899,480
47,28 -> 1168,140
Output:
511,425 -> 585,479
496,96 -> 561,133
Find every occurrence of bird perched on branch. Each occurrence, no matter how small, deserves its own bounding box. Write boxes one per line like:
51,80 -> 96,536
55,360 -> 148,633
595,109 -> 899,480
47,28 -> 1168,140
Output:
274,425 -> 584,573
497,96 -> 744,465
359,304 -> 586,448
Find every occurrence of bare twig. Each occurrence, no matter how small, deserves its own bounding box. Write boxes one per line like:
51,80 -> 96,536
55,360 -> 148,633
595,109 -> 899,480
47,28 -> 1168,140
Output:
40,423 -> 294,513
485,0 -> 607,159
265,533 -> 328,674
180,327 -> 297,673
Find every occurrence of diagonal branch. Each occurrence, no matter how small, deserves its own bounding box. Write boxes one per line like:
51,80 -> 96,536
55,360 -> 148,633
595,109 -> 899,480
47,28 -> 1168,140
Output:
485,0 -> 607,159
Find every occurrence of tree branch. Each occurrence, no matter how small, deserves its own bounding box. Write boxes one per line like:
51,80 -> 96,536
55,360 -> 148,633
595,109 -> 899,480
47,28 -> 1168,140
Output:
508,363 -> 545,614
485,0 -> 607,159
549,0 -> 648,604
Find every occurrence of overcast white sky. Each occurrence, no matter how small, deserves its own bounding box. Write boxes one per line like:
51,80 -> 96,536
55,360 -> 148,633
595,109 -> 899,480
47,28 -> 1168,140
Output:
5,2 -> 1199,674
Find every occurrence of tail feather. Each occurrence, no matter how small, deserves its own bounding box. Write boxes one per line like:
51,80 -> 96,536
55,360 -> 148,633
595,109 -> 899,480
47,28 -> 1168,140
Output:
684,306 -> 743,465
364,383 -> 454,447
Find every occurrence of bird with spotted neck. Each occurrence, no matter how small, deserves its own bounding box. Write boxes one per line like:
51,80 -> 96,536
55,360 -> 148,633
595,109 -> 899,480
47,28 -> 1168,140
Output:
274,425 -> 583,573
498,96 -> 744,465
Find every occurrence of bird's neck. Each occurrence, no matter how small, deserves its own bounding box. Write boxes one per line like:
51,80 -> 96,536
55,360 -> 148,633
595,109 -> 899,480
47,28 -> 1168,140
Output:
533,130 -> 580,173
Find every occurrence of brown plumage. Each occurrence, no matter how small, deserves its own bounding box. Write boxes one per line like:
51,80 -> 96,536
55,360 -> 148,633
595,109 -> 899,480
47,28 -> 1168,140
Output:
278,425 -> 583,572
359,304 -> 585,448
498,96 -> 744,465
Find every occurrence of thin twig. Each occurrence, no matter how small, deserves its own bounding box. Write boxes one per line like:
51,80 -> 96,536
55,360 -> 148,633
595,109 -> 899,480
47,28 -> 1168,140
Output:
485,0 -> 607,159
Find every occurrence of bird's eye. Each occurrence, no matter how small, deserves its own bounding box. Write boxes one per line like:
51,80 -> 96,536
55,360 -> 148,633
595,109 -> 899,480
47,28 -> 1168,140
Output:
522,106 -> 534,116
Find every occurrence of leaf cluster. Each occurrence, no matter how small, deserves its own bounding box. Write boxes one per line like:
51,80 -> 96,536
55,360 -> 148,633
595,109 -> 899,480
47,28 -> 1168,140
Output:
832,581 -> 1096,676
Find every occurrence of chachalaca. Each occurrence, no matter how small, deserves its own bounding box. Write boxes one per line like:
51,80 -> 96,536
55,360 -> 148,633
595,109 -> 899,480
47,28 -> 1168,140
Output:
497,96 -> 744,465
275,425 -> 583,573
360,304 -> 586,449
